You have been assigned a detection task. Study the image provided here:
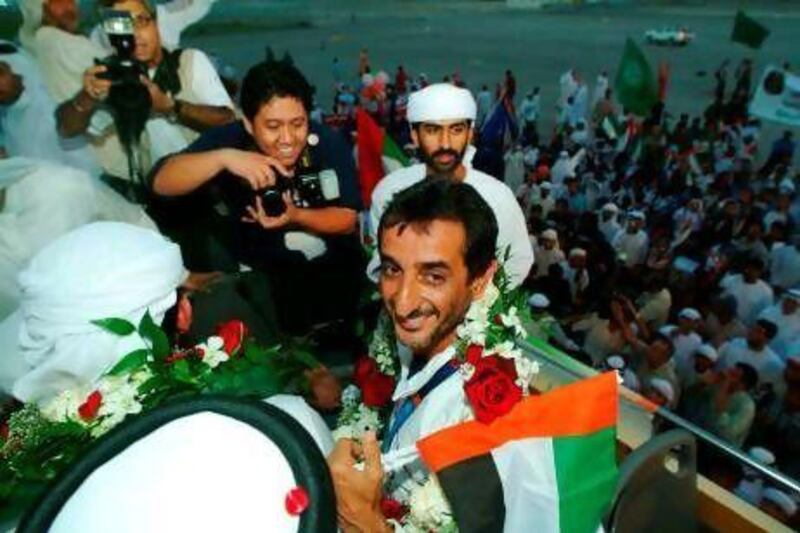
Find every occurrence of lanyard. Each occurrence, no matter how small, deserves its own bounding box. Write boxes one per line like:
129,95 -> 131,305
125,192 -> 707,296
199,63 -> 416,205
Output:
382,359 -> 459,453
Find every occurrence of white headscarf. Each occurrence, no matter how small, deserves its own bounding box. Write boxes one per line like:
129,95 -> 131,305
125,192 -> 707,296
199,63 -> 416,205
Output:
18,0 -> 43,54
407,83 -> 477,124
0,42 -> 100,175
3,222 -> 186,403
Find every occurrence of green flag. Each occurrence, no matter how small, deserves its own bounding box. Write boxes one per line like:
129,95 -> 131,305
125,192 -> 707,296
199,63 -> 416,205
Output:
614,38 -> 658,117
731,11 -> 770,49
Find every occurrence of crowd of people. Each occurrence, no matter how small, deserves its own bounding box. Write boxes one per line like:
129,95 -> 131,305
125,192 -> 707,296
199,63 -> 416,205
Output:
0,0 -> 798,528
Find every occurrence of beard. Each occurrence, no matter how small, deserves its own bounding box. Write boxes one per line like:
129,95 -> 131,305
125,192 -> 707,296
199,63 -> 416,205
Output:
419,146 -> 466,177
389,297 -> 471,357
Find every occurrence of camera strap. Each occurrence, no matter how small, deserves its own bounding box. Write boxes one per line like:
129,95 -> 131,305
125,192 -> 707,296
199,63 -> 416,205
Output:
152,47 -> 184,96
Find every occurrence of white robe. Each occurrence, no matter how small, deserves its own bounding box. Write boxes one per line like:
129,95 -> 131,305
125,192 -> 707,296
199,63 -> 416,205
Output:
0,44 -> 99,175
758,305 -> 800,360
612,229 -> 649,267
0,159 -> 156,321
720,274 -> 774,327
368,164 -> 534,288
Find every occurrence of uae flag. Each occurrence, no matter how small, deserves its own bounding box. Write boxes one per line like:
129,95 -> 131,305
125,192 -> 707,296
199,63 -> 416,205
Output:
417,372 -> 618,533
356,108 -> 409,208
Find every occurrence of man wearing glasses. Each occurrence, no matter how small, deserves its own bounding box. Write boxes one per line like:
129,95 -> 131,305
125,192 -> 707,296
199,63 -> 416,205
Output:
22,0 -> 234,187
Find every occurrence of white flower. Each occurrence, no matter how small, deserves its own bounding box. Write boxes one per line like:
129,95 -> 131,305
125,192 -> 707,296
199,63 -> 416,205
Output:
513,356 -> 540,390
491,340 -> 522,360
408,476 -> 453,529
500,306 -> 527,338
91,374 -> 144,436
341,384 -> 362,407
457,320 -> 486,345
199,336 -> 230,369
40,388 -> 88,423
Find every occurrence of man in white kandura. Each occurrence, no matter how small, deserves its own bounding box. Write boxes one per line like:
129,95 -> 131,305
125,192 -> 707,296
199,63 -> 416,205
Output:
368,83 -> 533,288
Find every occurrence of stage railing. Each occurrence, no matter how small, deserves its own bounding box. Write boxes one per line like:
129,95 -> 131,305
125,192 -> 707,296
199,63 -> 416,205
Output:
518,336 -> 800,499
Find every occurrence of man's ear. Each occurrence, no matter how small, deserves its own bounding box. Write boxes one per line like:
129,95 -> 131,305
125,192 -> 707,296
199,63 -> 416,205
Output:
243,116 -> 254,136
470,260 -> 498,300
410,127 -> 419,148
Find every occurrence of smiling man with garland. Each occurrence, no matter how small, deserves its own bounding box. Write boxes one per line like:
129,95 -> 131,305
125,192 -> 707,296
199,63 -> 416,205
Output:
329,178 -> 537,532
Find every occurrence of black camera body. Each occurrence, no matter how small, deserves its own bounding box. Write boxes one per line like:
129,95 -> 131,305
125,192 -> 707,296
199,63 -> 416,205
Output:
259,147 -> 327,217
96,10 -> 147,84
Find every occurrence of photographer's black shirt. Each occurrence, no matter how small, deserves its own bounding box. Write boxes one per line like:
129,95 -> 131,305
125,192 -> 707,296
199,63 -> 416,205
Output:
147,120 -> 363,273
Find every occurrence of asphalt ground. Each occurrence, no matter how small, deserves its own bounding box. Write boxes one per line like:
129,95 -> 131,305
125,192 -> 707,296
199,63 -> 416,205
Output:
184,1 -> 800,142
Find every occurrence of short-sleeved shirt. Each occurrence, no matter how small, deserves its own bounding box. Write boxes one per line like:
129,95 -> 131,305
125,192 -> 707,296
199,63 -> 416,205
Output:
147,120 -> 361,271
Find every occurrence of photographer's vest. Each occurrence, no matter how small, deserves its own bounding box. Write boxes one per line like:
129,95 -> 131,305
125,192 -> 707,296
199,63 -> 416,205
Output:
152,48 -> 184,97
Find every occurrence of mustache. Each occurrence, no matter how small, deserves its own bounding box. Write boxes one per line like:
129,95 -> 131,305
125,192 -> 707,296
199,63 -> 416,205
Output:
394,306 -> 438,322
431,149 -> 461,160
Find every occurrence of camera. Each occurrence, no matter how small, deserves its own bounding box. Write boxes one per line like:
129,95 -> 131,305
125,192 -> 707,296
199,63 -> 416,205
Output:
259,147 -> 327,217
96,10 -> 146,84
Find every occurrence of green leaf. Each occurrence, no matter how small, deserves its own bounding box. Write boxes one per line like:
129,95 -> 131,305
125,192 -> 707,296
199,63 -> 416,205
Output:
292,348 -> 321,369
107,349 -> 149,376
170,359 -> 194,384
92,318 -> 136,336
138,311 -> 170,359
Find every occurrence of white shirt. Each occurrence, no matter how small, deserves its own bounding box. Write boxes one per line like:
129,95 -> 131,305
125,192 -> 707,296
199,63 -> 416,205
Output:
759,304 -> 800,359
636,288 -> 672,328
769,244 -> 800,289
720,274 -> 774,327
368,164 -> 534,287
572,315 -> 626,365
599,218 -> 621,244
561,262 -> 589,301
717,337 -> 785,391
670,330 -> 703,379
384,346 -> 473,497
533,245 -> 565,279
612,229 -> 649,267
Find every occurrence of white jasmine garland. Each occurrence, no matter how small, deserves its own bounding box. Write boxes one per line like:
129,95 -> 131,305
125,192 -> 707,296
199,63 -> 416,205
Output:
40,388 -> 89,423
91,374 -> 144,436
499,306 -> 527,338
198,336 -> 229,369
406,476 -> 455,530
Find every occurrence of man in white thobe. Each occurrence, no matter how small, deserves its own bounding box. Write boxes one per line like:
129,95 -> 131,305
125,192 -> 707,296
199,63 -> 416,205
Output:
720,257 -> 774,327
368,83 -> 533,288
758,290 -> 800,360
612,211 -> 649,268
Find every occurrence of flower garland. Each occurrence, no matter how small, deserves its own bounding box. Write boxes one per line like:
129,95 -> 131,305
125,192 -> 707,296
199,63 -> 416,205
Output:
334,267 -> 539,530
0,314 -> 319,520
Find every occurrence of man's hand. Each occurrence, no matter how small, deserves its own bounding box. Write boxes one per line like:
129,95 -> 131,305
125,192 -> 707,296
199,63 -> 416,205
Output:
82,65 -> 112,101
140,75 -> 175,115
328,432 -> 390,533
182,271 -> 224,293
242,192 -> 297,230
305,367 -> 342,411
218,148 -> 290,191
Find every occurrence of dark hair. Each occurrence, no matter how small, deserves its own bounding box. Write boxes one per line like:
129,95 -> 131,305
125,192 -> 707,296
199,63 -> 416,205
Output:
652,334 -> 675,356
756,318 -> 779,340
735,362 -> 759,390
106,0 -> 157,17
240,60 -> 313,120
378,179 -> 498,280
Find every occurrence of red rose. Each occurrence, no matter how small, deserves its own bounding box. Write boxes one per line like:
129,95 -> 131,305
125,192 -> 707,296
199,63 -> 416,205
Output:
353,357 -> 395,408
78,390 -> 103,421
216,320 -> 248,355
463,355 -> 522,424
465,343 -> 483,366
380,497 -> 408,521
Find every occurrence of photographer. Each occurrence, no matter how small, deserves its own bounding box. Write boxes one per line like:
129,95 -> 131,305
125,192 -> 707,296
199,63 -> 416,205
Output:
40,0 -> 234,184
149,59 -> 365,335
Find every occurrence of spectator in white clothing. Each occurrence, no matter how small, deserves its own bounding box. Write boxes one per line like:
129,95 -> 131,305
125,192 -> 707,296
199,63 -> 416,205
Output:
717,319 -> 784,394
758,289 -> 800,360
720,257 -> 774,327
612,210 -> 649,268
